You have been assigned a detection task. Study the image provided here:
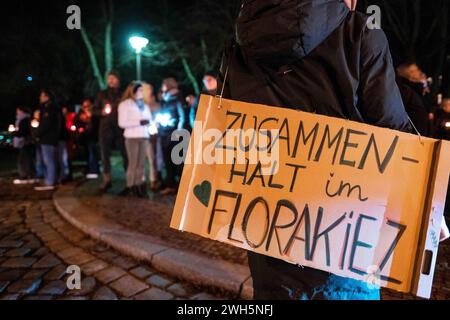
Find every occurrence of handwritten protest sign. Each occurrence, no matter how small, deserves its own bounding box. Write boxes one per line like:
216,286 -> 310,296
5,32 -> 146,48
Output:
171,95 -> 450,298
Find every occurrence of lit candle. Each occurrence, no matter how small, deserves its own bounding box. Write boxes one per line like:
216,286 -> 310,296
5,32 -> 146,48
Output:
104,104 -> 112,115
148,123 -> 158,135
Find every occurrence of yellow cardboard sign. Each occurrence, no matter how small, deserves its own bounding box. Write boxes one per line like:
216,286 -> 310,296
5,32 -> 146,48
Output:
171,95 -> 450,298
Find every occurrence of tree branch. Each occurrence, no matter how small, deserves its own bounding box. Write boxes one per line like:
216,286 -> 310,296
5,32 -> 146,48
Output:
200,38 -> 211,71
173,42 -> 200,95
80,27 -> 105,89
104,21 -> 113,76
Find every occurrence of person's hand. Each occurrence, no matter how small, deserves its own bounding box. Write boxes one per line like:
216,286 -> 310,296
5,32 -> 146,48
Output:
140,119 -> 150,126
440,219 -> 450,242
344,0 -> 357,10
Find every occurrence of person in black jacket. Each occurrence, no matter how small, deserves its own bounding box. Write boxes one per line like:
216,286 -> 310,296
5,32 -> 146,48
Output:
189,71 -> 218,129
434,98 -> 450,141
57,106 -> 72,183
396,75 -> 429,136
12,106 -> 35,184
74,98 -> 100,179
396,62 -> 432,136
30,109 -> 45,179
156,77 -> 185,196
219,0 -> 411,300
93,70 -> 127,192
435,99 -> 450,219
34,89 -> 62,191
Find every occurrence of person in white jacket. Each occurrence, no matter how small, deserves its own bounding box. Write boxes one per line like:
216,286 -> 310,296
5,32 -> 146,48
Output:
118,82 -> 152,197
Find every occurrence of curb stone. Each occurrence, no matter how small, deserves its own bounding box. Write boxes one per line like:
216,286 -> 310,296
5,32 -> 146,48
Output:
53,184 -> 253,299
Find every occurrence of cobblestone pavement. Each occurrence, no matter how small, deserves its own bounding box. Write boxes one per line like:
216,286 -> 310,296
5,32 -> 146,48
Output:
75,180 -> 248,265
0,180 -> 229,300
75,179 -> 450,300
1,174 -> 449,300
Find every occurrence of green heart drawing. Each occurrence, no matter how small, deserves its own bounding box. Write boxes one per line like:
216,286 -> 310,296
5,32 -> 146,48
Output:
194,180 -> 212,207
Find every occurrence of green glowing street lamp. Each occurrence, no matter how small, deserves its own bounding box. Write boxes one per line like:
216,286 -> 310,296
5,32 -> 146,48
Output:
129,36 -> 149,81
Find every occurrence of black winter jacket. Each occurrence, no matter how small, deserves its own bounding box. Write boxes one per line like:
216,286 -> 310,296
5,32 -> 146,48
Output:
74,111 -> 98,144
221,0 -> 411,132
36,102 -> 61,146
15,117 -> 31,140
219,0 -> 411,299
93,87 -> 123,133
159,90 -> 186,136
397,76 -> 429,136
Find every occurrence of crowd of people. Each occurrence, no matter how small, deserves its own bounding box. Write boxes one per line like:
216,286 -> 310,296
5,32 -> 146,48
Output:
5,0 -> 450,302
8,61 -> 450,198
10,69 -> 219,197
396,61 -> 450,140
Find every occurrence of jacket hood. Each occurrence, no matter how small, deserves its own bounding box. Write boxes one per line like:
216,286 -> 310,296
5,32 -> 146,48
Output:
236,0 -> 350,66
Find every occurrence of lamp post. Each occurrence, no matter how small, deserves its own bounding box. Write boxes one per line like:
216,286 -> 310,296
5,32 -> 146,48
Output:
129,36 -> 149,81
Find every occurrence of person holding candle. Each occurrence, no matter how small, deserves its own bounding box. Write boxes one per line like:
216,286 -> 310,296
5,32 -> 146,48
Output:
93,70 -> 128,193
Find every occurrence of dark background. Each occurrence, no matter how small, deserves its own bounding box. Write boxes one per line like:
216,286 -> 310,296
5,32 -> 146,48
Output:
0,0 -> 449,129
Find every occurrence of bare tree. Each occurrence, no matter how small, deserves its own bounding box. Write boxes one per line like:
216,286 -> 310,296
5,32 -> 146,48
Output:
138,0 -> 238,95
80,0 -> 115,90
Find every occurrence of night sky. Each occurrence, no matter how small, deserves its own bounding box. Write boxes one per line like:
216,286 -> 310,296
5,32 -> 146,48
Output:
1,0 -> 448,129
